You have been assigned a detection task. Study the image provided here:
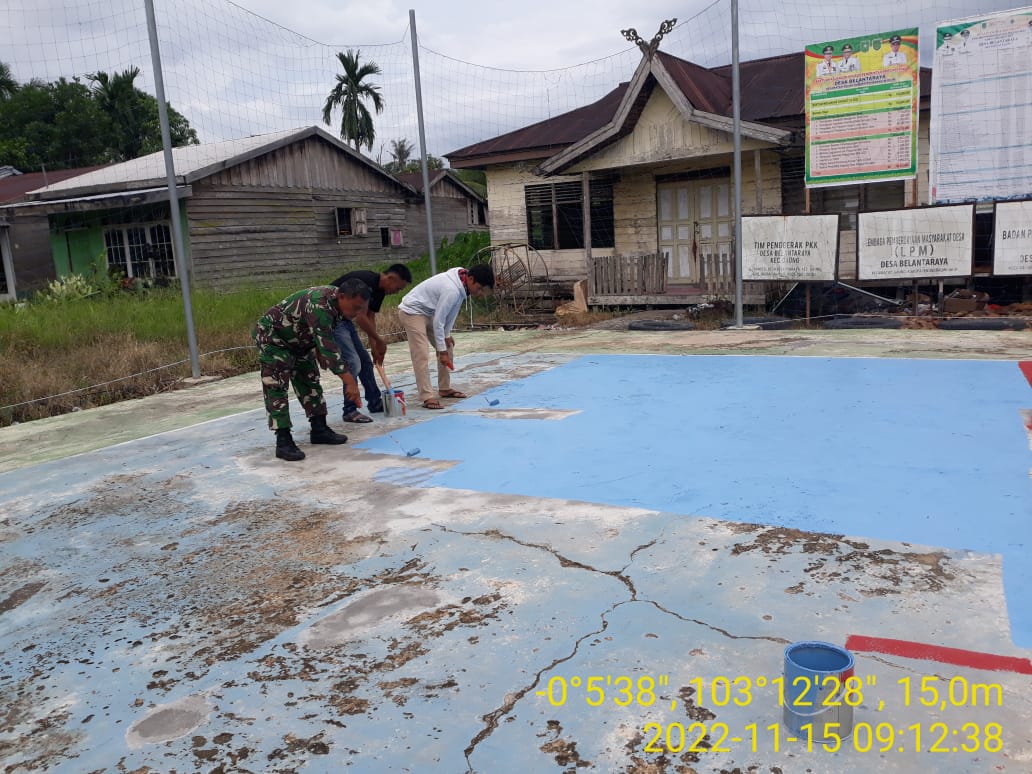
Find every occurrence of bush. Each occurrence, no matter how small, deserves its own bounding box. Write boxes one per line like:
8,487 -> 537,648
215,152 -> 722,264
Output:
35,273 -> 102,302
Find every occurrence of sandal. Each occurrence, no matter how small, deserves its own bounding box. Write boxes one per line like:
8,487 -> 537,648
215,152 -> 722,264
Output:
422,399 -> 445,410
342,410 -> 373,423
439,390 -> 468,399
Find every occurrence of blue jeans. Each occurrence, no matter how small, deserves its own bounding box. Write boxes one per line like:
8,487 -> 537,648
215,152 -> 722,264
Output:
331,320 -> 382,414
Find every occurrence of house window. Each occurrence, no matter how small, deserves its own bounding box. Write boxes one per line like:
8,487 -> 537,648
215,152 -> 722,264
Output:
103,222 -> 175,278
390,228 -> 404,247
380,227 -> 390,247
469,200 -> 486,226
335,206 -> 368,237
525,179 -> 613,250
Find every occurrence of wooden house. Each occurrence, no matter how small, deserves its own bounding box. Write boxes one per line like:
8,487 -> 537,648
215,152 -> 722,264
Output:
446,50 -> 931,306
395,170 -> 488,243
0,126 -> 469,291
0,166 -> 107,299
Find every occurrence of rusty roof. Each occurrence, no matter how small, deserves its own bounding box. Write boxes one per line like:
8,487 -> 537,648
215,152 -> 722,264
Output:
0,166 -> 107,203
446,83 -> 629,167
447,50 -> 932,168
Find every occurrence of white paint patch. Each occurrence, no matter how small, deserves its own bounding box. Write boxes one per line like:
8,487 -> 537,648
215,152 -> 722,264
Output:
299,586 -> 442,649
126,694 -> 210,748
459,408 -> 582,420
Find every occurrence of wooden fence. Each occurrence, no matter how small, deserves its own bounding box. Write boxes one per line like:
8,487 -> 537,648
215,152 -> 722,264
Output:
590,253 -> 668,296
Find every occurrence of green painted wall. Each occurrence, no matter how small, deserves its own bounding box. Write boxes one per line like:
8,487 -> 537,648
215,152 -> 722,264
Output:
48,200 -> 187,279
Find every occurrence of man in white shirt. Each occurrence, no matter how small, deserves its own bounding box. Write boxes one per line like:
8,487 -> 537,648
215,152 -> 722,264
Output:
816,45 -> 837,77
882,35 -> 908,67
838,43 -> 861,72
397,264 -> 494,409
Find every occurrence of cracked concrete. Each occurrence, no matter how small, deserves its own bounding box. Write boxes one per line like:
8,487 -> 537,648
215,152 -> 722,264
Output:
1,326 -> 1031,773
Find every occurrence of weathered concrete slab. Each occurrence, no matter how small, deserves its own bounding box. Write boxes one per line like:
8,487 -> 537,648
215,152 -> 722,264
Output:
1,327 -> 1031,773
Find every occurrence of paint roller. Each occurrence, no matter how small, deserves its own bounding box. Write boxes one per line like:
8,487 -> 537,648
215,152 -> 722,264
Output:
374,362 -> 420,457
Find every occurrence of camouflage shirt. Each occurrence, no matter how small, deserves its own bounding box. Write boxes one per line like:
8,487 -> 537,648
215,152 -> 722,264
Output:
254,286 -> 350,375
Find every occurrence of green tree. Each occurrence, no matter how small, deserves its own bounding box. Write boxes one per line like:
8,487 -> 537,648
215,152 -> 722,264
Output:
322,49 -> 384,153
397,154 -> 444,174
0,62 -> 17,100
88,67 -> 198,161
385,137 -> 414,172
88,67 -> 146,160
0,77 -> 112,169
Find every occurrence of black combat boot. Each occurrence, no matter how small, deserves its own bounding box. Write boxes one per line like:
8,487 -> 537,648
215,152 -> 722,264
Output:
275,428 -> 305,461
309,414 -> 348,445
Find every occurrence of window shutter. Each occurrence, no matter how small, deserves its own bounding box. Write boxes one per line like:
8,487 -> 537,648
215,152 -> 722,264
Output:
355,208 -> 368,236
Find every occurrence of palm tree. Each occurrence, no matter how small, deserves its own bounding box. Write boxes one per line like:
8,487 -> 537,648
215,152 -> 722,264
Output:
388,138 -> 414,172
88,67 -> 146,160
0,62 -> 18,100
322,50 -> 384,153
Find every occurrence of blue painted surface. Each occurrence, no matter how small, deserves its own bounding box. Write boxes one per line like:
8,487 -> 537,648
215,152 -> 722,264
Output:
358,355 -> 1032,644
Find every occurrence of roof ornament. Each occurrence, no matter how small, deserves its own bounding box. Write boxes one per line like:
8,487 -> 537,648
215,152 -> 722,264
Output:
620,19 -> 677,60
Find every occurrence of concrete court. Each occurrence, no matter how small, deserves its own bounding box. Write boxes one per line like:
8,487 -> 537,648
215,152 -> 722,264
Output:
1,327 -> 1031,774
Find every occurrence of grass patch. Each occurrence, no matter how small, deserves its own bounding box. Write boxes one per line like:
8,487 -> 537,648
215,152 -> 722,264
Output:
0,231 -> 503,426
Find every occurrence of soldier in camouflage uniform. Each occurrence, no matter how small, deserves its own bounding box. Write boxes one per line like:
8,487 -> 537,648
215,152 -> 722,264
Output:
253,279 -> 371,461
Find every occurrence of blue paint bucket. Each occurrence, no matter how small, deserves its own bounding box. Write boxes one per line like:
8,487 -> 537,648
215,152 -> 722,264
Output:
782,640 -> 855,741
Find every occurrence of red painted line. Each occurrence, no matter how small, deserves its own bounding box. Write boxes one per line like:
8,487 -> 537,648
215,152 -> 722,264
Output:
846,635 -> 1032,675
1019,361 -> 1032,389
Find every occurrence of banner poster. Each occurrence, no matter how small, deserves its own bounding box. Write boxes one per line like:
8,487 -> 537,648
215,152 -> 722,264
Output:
742,215 -> 839,280
858,205 -> 974,280
930,8 -> 1032,203
805,28 -> 919,188
993,200 -> 1032,276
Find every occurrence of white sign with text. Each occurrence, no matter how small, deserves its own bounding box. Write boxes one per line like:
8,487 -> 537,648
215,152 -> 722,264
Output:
858,205 -> 974,279
993,200 -> 1032,276
742,215 -> 839,281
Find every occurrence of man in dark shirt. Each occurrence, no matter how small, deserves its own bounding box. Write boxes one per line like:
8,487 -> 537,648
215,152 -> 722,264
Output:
330,263 -> 412,422
253,279 -> 371,461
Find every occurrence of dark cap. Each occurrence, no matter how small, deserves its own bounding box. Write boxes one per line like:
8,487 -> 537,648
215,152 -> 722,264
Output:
890,34 -> 901,44
822,45 -> 834,54
960,28 -> 970,36
842,44 -> 853,52
943,32 -> 953,40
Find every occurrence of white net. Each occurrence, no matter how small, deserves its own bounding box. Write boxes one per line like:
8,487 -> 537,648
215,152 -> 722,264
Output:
3,0 -> 1023,175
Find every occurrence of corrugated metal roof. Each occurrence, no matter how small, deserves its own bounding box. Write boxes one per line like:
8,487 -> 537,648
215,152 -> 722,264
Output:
26,129 -> 307,197
0,166 -> 108,203
395,170 -> 447,191
24,126 -> 406,201
446,83 -> 629,165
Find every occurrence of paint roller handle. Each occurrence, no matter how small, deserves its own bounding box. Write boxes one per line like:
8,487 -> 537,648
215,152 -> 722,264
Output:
375,362 -> 392,391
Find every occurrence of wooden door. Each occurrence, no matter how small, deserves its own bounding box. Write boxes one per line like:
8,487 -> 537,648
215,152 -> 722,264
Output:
657,179 -> 734,289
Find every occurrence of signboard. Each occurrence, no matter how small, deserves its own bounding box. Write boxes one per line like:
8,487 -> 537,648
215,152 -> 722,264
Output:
930,8 -> 1032,203
805,28 -> 919,187
742,215 -> 839,281
993,200 -> 1032,275
858,205 -> 974,279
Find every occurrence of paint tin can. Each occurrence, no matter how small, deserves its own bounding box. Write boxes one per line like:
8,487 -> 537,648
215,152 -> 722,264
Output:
382,388 -> 406,417
782,640 -> 855,741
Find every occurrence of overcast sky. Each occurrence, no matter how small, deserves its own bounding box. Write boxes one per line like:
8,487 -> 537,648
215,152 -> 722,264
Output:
2,0 -> 1025,160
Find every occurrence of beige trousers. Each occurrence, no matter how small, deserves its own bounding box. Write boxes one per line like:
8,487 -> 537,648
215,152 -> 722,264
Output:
399,310 -> 453,403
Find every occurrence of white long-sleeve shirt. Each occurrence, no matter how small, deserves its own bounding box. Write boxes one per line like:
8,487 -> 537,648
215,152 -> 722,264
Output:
397,267 -> 467,350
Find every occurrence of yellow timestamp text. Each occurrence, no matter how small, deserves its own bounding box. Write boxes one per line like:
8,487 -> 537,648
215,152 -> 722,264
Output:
641,721 -> 1004,754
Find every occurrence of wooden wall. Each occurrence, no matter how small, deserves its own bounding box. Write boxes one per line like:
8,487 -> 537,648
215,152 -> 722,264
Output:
185,137 -> 418,288
3,211 -> 57,293
573,87 -> 772,172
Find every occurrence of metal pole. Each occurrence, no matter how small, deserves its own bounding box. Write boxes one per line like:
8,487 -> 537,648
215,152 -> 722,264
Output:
731,0 -> 744,327
144,0 -> 200,378
409,10 -> 437,275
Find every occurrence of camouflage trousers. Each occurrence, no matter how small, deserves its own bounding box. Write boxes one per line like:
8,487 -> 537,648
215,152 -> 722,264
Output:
256,344 -> 328,431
